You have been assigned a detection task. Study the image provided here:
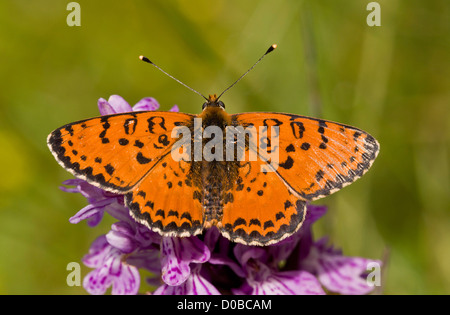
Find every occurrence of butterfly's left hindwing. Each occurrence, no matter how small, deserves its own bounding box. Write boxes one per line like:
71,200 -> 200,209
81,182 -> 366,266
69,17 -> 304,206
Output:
231,112 -> 380,201
47,111 -> 194,193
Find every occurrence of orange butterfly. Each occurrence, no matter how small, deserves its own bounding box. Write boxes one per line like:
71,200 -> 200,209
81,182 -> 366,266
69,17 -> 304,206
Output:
47,45 -> 379,246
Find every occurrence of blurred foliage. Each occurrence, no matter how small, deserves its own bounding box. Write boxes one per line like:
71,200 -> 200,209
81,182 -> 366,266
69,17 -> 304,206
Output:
0,0 -> 448,294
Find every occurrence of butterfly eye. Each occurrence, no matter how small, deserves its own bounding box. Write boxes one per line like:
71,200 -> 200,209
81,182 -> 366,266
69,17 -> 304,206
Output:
202,100 -> 225,110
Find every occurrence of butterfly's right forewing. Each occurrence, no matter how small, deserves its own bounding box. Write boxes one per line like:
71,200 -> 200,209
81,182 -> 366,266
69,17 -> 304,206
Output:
47,111 -> 194,194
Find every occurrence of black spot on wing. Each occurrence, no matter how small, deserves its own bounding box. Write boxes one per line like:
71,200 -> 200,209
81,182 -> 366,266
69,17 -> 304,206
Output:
155,209 -> 165,218
315,169 -> 325,182
137,191 -> 146,198
124,118 -> 138,135
224,192 -> 234,204
193,190 -> 202,203
301,142 -> 310,150
136,152 -> 152,164
290,121 -> 305,139
104,164 -> 115,176
233,218 -> 246,228
249,219 -> 261,227
134,140 -> 144,148
264,220 -> 274,230
279,156 -> 294,169
286,144 -> 295,152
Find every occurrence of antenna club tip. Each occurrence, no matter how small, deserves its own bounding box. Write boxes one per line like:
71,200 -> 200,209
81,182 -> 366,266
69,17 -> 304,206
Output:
266,44 -> 277,54
139,55 -> 152,63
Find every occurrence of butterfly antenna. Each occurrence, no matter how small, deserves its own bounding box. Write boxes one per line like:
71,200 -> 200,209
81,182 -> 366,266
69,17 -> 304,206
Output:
216,44 -> 277,101
139,55 -> 209,101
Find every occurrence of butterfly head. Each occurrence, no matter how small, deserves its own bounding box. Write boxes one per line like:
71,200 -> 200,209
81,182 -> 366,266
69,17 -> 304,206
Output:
202,94 -> 225,111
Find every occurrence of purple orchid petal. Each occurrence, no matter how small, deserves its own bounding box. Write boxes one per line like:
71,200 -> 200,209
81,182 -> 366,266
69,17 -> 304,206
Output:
126,249 -> 161,274
83,246 -> 140,295
160,238 -> 192,286
288,271 -> 325,295
63,180 -> 122,227
104,202 -> 132,223
318,255 -> 381,295
59,179 -> 86,193
304,204 -> 328,227
83,268 -> 114,295
132,97 -> 160,112
234,268 -> 325,295
273,271 -> 325,295
169,105 -> 179,112
208,254 -> 246,278
63,180 -> 127,224
203,226 -> 221,251
106,218 -> 160,254
97,98 -> 116,115
154,264 -> 220,295
134,224 -> 161,246
267,234 -> 300,265
267,204 -> 328,264
107,95 -> 133,113
231,256 -> 324,295
82,235 -> 110,268
300,237 -> 381,295
106,222 -> 140,253
61,179 -> 111,204
60,178 -> 85,186
160,237 -> 210,286
231,228 -> 328,295
68,181 -> 104,201
69,199 -> 110,225
234,244 -> 267,267
109,263 -> 141,295
59,185 -> 82,193
86,209 -> 105,227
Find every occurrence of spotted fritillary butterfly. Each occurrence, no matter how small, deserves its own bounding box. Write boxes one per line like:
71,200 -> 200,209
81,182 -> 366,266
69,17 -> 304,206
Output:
48,45 -> 379,246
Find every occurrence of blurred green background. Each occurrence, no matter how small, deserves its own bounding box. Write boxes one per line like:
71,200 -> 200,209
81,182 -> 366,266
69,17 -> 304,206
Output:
0,0 -> 448,294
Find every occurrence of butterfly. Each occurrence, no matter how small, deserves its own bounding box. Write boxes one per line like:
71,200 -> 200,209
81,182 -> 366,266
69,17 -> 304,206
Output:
47,45 -> 379,246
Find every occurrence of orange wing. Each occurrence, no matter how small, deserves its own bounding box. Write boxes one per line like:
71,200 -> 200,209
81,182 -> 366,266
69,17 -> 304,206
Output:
231,112 -> 380,201
220,159 -> 307,246
47,111 -> 194,193
126,157 -> 204,237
